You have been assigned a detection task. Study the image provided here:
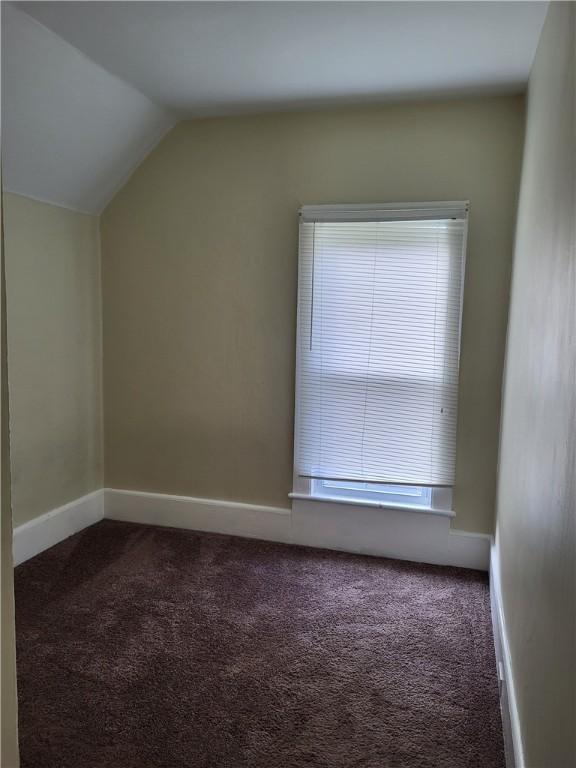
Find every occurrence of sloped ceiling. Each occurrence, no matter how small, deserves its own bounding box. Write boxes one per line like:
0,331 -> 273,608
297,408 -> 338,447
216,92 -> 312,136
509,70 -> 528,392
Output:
1,3 -> 176,214
17,1 -> 547,116
1,2 -> 547,215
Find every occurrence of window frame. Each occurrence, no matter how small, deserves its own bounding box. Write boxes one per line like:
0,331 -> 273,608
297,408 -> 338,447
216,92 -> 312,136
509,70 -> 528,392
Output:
291,473 -> 453,515
315,479 -> 433,507
290,201 -> 467,517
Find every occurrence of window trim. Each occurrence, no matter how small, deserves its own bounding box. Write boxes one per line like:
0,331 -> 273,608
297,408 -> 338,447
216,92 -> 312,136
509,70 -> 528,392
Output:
314,478 -> 433,507
290,474 -> 454,517
291,201 -> 466,518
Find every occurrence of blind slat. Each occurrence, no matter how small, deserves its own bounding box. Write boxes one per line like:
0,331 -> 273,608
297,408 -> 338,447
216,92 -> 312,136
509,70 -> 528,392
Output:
294,207 -> 467,488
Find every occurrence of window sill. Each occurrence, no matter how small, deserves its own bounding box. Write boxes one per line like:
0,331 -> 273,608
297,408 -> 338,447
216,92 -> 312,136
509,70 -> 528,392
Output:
289,492 -> 455,518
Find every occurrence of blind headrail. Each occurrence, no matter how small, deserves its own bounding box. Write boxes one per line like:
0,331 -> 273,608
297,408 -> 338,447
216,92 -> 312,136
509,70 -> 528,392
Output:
300,201 -> 469,223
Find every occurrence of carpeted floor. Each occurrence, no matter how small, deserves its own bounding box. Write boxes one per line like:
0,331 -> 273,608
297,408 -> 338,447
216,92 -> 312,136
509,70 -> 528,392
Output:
15,520 -> 504,768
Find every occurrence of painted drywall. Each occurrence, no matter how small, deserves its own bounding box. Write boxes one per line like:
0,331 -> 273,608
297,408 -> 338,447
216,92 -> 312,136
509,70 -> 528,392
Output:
1,190 -> 20,767
19,1 -> 547,115
3,193 -> 102,526
101,96 -> 525,534
1,3 -> 175,214
494,4 -> 575,767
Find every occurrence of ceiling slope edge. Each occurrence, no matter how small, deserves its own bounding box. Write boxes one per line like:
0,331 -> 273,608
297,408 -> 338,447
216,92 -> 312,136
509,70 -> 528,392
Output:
1,4 -> 177,215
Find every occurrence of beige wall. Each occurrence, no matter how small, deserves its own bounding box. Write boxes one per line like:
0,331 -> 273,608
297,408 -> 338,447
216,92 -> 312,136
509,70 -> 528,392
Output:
101,96 -> 525,534
3,193 -> 102,526
1,191 -> 19,767
495,4 -> 575,767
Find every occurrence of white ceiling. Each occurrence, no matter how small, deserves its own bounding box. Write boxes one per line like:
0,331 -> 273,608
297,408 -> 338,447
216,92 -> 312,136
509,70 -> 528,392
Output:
1,4 -> 176,213
17,1 -> 548,116
2,1 -> 547,214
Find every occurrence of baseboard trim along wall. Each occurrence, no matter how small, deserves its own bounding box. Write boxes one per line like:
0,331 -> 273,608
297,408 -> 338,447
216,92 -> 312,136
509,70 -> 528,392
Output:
105,488 -> 491,570
12,489 -> 104,566
12,487 -> 492,571
490,544 -> 524,768
105,488 -> 294,545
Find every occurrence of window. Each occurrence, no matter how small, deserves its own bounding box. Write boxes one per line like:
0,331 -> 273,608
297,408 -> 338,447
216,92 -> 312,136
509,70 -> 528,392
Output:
314,479 -> 432,508
292,202 -> 468,511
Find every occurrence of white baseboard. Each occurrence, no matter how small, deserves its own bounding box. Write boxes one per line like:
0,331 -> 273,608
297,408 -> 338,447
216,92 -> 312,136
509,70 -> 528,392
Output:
490,544 -> 524,768
12,487 -> 491,573
105,488 -> 490,571
290,497 -> 490,569
105,488 -> 293,543
13,490 -> 105,566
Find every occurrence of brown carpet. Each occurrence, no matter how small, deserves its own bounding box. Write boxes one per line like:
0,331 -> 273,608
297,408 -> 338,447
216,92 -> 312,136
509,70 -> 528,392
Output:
15,520 -> 504,768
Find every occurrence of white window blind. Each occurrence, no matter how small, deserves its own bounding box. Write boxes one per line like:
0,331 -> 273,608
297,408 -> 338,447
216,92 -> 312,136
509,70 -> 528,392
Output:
294,202 -> 468,488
